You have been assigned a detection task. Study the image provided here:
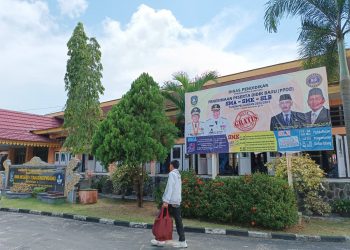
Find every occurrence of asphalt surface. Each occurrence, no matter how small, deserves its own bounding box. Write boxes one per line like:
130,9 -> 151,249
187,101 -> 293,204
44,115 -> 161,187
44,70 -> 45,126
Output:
0,212 -> 349,250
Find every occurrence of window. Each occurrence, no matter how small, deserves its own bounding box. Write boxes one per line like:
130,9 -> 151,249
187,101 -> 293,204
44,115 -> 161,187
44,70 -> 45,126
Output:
241,152 -> 248,158
33,147 -> 48,162
270,152 -> 282,158
330,105 -> 345,127
172,147 -> 181,159
61,153 -> 66,163
338,138 -> 343,156
14,148 -> 25,164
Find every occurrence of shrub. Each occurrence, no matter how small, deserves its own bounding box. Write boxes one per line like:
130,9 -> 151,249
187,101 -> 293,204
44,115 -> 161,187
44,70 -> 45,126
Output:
91,176 -> 105,192
111,165 -> 149,196
266,154 -> 324,193
154,181 -> 166,209
181,171 -> 208,218
304,191 -> 331,216
154,171 -> 208,217
111,165 -> 136,195
156,171 -> 298,229
201,178 -> 233,222
332,199 -> 350,217
231,174 -> 298,229
142,175 -> 154,196
266,154 -> 331,215
204,174 -> 298,229
32,187 -> 46,197
102,179 -> 114,194
91,176 -> 113,193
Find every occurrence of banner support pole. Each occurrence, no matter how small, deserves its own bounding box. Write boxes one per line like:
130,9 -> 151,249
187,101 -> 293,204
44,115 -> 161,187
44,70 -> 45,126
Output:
286,153 -> 293,189
211,153 -> 218,179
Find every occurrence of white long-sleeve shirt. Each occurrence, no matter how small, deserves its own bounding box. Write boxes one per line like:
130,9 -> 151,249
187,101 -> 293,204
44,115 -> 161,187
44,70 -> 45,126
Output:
162,169 -> 182,205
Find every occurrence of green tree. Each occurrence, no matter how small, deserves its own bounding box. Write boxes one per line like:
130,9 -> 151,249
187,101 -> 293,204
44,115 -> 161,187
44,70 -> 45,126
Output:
92,73 -> 178,207
264,0 -> 350,158
162,71 -> 218,136
63,22 -> 104,155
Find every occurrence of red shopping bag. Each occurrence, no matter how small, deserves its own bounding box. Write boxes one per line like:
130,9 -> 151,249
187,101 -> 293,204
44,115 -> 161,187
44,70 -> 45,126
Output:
152,207 -> 173,241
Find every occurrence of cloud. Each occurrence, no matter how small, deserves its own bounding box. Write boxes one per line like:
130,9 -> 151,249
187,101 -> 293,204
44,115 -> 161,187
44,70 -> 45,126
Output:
0,0 -> 68,113
0,2 -> 298,114
199,6 -> 254,49
99,4 -> 298,102
57,0 -> 88,18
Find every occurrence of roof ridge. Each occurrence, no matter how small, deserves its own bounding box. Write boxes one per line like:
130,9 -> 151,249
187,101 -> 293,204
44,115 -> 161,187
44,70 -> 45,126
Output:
0,108 -> 60,120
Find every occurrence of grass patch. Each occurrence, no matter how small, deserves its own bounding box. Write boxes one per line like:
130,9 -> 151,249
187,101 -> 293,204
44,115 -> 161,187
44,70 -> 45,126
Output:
285,218 -> 350,236
1,197 -> 158,223
1,197 -> 349,236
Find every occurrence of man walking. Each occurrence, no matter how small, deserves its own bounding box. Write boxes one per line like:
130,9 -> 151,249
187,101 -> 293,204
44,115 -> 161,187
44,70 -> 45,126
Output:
151,160 -> 187,248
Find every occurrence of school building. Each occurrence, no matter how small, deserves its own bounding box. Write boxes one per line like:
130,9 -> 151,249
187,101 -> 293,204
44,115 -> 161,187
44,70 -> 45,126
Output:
0,54 -> 349,179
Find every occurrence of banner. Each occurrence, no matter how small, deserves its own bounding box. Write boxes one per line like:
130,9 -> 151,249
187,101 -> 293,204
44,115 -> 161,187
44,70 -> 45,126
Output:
8,166 -> 65,191
185,67 -> 333,154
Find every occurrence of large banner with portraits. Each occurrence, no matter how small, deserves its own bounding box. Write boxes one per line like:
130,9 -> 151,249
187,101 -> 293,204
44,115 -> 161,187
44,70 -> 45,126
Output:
185,67 -> 333,154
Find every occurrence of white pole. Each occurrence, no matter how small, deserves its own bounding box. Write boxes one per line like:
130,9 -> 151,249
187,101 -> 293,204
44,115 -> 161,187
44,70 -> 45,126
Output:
286,153 -> 293,189
211,153 -> 218,179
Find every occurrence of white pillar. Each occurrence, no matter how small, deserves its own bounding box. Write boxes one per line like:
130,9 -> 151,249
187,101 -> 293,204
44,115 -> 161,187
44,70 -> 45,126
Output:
211,153 -> 219,179
207,154 -> 212,175
191,154 -> 196,172
150,160 -> 156,176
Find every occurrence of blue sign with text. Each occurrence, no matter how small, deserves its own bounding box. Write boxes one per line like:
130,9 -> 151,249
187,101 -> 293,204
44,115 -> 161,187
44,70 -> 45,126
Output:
274,126 -> 333,152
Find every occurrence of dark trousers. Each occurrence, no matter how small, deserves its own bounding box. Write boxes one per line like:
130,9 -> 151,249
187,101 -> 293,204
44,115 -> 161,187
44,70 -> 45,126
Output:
168,204 -> 185,242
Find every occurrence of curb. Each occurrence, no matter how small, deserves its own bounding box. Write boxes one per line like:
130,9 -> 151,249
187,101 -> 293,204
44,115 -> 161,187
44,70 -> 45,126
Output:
0,207 -> 349,243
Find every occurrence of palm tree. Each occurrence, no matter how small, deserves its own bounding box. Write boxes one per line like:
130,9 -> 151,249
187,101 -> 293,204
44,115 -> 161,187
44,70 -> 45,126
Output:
264,0 -> 350,159
162,71 -> 218,136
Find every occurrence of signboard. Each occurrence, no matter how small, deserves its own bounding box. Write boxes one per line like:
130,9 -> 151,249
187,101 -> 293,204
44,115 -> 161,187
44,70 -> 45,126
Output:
185,67 -> 333,154
7,166 -> 65,192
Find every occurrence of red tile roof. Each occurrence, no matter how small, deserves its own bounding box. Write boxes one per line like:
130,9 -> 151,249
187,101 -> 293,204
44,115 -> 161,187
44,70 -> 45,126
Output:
101,105 -> 112,114
0,109 -> 62,143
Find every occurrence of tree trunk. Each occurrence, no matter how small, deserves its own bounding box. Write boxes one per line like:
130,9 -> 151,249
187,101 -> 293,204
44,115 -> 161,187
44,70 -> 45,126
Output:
337,39 -> 350,165
136,164 -> 144,208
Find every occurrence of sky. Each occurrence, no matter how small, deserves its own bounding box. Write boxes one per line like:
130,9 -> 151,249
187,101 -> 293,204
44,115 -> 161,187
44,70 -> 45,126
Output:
0,0 -> 302,115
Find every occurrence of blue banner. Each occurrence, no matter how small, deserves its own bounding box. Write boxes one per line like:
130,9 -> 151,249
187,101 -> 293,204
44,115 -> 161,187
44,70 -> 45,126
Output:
274,126 -> 333,151
186,135 -> 229,154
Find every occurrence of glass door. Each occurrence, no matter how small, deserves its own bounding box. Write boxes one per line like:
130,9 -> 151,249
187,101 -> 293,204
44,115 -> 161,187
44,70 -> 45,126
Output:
171,145 -> 183,171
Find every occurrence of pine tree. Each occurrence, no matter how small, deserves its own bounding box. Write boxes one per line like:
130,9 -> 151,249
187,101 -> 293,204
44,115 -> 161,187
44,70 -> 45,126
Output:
64,22 -> 104,155
92,73 -> 178,207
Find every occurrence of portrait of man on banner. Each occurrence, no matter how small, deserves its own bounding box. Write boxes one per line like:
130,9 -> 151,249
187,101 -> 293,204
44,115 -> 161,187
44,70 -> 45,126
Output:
305,88 -> 331,126
185,107 -> 205,136
206,104 -> 231,135
270,94 -> 306,131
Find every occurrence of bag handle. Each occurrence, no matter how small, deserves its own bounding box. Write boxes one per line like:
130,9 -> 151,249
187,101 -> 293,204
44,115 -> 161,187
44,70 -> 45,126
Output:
159,206 -> 170,219
164,207 -> 170,218
158,207 -> 165,218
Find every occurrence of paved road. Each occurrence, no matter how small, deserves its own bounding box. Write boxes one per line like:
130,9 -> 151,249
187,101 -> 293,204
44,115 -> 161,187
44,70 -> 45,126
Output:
0,212 -> 349,250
